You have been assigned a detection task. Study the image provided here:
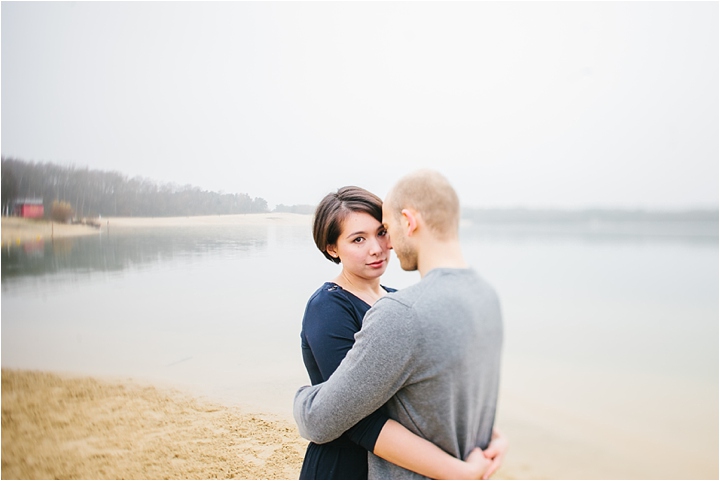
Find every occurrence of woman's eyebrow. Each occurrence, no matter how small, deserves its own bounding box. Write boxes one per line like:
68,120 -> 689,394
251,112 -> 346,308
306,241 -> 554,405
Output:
345,230 -> 367,239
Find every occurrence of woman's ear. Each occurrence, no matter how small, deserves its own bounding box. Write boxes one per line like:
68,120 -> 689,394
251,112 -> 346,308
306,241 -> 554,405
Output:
326,245 -> 339,260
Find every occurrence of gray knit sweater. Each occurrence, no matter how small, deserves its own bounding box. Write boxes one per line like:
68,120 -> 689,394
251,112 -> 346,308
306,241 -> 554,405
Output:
294,268 -> 503,479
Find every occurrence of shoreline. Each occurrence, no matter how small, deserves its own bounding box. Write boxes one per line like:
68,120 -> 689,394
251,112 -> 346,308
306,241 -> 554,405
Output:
1,213 -> 312,246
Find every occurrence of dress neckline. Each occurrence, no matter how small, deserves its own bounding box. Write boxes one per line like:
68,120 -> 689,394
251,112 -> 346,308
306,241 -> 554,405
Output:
324,281 -> 391,307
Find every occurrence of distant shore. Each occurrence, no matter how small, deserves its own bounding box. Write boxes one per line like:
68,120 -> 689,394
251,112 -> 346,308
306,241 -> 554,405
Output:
1,213 -> 312,246
1,216 -> 100,246
4,208 -> 714,247
105,212 -> 312,228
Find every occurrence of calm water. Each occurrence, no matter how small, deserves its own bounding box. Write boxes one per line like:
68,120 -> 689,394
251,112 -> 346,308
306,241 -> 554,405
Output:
2,217 -> 718,477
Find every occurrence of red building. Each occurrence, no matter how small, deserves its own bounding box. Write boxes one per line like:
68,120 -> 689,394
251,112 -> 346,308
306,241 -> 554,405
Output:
14,198 -> 44,218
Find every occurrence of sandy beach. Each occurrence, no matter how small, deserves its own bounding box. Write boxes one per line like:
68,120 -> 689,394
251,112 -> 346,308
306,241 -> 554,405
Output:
1,369 -> 307,480
1,217 -> 101,246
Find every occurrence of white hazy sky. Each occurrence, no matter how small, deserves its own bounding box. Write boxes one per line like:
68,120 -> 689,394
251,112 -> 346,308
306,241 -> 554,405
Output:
2,1 -> 718,209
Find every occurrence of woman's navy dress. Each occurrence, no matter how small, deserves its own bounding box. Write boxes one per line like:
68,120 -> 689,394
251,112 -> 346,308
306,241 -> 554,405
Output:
299,282 -> 395,480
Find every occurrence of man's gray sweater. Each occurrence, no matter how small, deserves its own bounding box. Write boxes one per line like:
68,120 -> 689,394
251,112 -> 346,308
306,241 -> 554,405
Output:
294,268 -> 503,479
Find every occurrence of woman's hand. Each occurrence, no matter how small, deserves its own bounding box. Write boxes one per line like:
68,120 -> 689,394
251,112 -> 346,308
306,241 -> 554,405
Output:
481,428 -> 509,479
464,447 -> 492,479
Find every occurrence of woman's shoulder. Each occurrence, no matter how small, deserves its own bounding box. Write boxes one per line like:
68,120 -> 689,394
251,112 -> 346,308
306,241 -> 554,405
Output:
306,282 -> 354,310
308,281 -> 342,298
303,282 -> 364,331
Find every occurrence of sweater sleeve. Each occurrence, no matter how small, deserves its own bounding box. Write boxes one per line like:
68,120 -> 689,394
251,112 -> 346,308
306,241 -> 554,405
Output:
294,297 -> 418,444
302,290 -> 391,451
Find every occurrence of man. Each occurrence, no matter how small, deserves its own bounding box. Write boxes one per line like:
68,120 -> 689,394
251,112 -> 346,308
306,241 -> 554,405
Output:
294,170 -> 505,479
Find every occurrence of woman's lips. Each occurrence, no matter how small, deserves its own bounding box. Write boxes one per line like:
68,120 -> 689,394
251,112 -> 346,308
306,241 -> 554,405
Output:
368,260 -> 385,268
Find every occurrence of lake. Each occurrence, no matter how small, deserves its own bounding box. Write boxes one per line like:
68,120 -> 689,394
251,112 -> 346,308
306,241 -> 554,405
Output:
2,215 -> 718,478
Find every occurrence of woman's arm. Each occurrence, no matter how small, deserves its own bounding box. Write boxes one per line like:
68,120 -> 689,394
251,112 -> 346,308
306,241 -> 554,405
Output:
481,428 -> 508,480
373,419 -> 491,480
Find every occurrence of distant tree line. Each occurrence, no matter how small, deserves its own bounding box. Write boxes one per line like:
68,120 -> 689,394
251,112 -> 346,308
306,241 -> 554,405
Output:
272,204 -> 316,215
1,157 -> 268,218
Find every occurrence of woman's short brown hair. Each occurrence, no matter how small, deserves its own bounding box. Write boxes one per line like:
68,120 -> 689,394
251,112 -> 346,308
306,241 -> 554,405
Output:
313,186 -> 383,264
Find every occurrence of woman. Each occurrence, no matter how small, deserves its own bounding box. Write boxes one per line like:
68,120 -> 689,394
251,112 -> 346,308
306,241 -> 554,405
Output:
299,186 -> 494,480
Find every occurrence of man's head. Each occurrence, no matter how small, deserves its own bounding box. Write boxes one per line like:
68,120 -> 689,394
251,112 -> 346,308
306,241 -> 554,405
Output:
382,169 -> 460,271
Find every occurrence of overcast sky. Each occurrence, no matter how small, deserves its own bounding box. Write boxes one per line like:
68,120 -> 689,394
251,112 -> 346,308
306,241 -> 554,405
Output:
2,1 -> 718,209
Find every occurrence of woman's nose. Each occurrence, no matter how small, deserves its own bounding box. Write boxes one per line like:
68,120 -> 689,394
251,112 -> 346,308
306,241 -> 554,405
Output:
369,236 -> 383,254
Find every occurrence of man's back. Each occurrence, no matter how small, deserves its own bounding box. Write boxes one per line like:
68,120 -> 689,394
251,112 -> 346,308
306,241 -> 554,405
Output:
366,268 -> 503,479
294,267 -> 503,479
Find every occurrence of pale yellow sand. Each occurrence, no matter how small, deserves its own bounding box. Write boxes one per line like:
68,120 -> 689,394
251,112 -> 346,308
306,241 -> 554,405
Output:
1,217 -> 100,246
1,369 -> 306,480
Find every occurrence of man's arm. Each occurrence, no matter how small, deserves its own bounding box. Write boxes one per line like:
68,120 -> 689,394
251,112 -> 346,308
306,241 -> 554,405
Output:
294,299 -> 417,443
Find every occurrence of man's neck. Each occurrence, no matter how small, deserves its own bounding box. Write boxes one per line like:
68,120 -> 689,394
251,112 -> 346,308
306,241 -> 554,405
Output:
417,237 -> 467,278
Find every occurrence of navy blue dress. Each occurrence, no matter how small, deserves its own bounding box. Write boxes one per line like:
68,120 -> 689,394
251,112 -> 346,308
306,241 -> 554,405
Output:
299,282 -> 396,480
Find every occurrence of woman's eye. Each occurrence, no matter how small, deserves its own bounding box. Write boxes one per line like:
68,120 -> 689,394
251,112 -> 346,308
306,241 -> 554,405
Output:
353,237 -> 365,243
379,229 -> 388,237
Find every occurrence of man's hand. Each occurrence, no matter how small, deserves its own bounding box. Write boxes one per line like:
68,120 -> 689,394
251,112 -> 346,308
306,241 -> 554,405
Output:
464,447 -> 492,479
481,428 -> 508,479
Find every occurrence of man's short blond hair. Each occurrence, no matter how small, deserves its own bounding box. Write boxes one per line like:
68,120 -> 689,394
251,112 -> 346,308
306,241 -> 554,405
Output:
387,169 -> 460,238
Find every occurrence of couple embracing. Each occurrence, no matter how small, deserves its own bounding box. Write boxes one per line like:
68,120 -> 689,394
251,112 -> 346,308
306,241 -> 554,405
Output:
294,170 -> 507,480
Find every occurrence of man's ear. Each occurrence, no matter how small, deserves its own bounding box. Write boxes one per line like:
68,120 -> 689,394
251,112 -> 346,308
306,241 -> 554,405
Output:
326,245 -> 339,260
401,209 -> 419,237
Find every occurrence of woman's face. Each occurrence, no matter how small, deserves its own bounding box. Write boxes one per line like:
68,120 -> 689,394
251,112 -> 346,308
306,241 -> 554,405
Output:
327,211 -> 390,280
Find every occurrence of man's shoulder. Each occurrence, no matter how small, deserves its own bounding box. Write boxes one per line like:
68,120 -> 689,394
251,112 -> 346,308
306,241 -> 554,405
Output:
378,269 -> 499,317
374,280 -> 428,310
424,268 -> 498,296
365,280 -> 434,328
382,268 -> 495,301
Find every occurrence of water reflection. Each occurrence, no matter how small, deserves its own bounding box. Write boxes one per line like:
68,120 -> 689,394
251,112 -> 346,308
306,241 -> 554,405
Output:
1,224 -> 270,287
